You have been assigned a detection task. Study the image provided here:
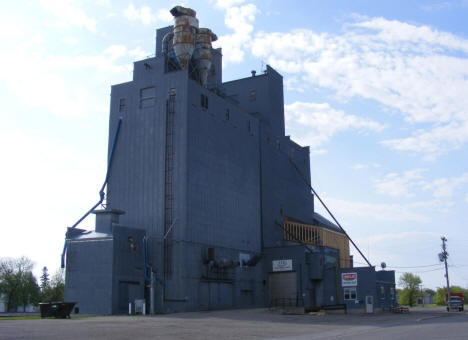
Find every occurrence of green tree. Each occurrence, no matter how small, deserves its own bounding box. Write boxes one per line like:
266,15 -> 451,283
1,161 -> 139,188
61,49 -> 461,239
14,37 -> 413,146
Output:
398,272 -> 422,307
423,288 -> 436,296
41,269 -> 65,302
434,286 -> 466,305
0,257 -> 40,312
40,266 -> 50,291
17,272 -> 41,312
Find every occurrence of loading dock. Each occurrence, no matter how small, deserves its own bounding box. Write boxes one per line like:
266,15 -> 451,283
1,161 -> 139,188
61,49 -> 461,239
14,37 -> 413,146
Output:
269,271 -> 297,307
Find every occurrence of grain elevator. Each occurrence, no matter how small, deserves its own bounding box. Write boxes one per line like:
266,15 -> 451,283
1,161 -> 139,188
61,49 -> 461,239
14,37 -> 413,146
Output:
64,6 -> 394,315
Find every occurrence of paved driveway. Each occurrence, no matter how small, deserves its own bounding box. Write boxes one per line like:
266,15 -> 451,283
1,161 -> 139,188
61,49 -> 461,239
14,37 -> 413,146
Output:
1,307 -> 467,339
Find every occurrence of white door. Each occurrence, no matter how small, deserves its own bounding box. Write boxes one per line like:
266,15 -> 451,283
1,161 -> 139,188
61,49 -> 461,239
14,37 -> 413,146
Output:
365,295 -> 374,313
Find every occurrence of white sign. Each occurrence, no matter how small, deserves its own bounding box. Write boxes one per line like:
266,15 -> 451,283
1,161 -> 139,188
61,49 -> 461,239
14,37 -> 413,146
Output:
341,272 -> 358,287
272,259 -> 292,272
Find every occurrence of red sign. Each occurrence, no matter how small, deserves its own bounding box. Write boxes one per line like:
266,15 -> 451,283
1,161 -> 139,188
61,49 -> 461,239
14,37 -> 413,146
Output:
341,272 -> 357,287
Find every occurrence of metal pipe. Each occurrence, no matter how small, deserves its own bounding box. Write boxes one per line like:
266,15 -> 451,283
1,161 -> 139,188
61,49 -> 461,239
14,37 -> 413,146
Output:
60,118 -> 123,268
143,237 -> 153,281
288,158 -> 372,267
162,32 -> 174,55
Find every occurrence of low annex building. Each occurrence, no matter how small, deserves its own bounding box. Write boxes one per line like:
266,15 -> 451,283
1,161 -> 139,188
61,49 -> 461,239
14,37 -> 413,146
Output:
64,6 -> 395,314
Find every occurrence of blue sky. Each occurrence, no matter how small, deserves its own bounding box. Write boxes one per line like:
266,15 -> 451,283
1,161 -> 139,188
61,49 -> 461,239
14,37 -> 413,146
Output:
1,0 -> 467,290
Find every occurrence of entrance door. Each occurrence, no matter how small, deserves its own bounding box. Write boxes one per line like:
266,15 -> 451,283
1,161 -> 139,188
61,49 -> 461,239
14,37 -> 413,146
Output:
269,271 -> 297,307
118,281 -> 140,314
365,295 -> 374,313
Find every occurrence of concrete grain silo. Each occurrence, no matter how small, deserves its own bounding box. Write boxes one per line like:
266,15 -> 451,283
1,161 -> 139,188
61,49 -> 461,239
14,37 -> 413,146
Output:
63,6 -> 395,315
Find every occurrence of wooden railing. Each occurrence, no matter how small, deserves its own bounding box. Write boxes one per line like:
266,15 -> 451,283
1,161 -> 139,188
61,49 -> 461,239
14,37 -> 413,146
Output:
284,218 -> 351,268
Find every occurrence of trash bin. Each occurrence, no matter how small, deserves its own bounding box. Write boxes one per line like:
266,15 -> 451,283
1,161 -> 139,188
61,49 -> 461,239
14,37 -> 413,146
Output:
39,302 -> 76,318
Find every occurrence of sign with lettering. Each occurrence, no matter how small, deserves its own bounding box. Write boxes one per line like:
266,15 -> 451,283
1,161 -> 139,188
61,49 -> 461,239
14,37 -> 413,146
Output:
272,259 -> 293,272
341,272 -> 358,287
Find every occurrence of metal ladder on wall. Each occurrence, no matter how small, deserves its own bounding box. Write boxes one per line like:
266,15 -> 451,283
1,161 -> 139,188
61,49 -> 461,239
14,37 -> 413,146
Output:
163,91 -> 176,280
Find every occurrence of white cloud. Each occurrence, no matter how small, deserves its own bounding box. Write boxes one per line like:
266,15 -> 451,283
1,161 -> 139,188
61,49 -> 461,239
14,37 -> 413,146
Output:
373,170 -> 468,199
0,129 -> 105,276
39,0 -> 97,32
156,8 -> 173,23
353,231 -> 442,270
250,18 -> 468,158
421,173 -> 468,198
362,231 -> 440,244
123,4 -> 172,25
421,2 -> 453,11
352,163 -> 380,170
322,197 -> 432,223
318,196 -> 453,227
213,2 -> 258,64
381,121 -> 468,159
285,101 -> 384,150
0,24 -> 133,118
373,169 -> 427,197
214,0 -> 246,10
61,37 -> 78,45
129,46 -> 151,60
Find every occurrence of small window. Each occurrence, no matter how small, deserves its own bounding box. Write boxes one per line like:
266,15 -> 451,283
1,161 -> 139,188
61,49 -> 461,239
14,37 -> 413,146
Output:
380,286 -> 385,295
249,90 -> 256,102
119,98 -> 126,112
248,120 -> 251,133
201,94 -> 208,110
344,288 -> 357,300
140,87 -> 155,109
225,109 -> 230,120
276,140 -> 280,150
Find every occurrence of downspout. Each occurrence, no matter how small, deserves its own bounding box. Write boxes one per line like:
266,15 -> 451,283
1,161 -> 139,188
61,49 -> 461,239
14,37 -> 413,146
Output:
61,118 -> 123,268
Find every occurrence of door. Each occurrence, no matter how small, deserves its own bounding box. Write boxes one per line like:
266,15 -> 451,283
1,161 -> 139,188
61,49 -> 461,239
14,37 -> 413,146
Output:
365,295 -> 374,313
118,281 -> 140,314
209,282 -> 233,309
118,282 -> 129,313
269,271 -> 297,307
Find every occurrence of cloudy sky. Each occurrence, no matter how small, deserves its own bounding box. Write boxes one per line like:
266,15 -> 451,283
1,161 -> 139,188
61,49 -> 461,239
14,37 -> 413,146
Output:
1,0 -> 467,290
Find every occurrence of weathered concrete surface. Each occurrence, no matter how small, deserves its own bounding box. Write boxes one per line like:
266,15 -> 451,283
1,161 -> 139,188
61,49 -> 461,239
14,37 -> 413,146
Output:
1,307 -> 467,340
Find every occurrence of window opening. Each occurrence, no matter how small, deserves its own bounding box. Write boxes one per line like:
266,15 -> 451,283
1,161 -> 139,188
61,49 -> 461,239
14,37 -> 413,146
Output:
119,98 -> 126,112
249,90 -> 256,102
201,94 -> 208,110
344,287 -> 357,300
225,109 -> 230,120
140,87 -> 155,109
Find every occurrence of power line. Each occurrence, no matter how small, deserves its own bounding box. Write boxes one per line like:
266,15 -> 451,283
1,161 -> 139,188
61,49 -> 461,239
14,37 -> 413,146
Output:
395,267 -> 444,274
387,264 -> 442,269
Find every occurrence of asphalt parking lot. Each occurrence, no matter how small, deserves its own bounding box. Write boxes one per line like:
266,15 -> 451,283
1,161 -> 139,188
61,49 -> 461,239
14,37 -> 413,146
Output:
1,307 -> 467,340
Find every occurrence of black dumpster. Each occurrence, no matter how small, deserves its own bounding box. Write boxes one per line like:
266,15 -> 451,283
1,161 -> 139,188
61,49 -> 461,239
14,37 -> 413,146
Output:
39,302 -> 76,318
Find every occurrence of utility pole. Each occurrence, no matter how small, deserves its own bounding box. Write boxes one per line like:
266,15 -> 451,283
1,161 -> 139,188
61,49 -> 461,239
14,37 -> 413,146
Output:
440,236 -> 450,309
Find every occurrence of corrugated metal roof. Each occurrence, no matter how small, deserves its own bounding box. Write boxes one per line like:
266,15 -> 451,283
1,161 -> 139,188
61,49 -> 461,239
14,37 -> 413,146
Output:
312,212 -> 342,233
